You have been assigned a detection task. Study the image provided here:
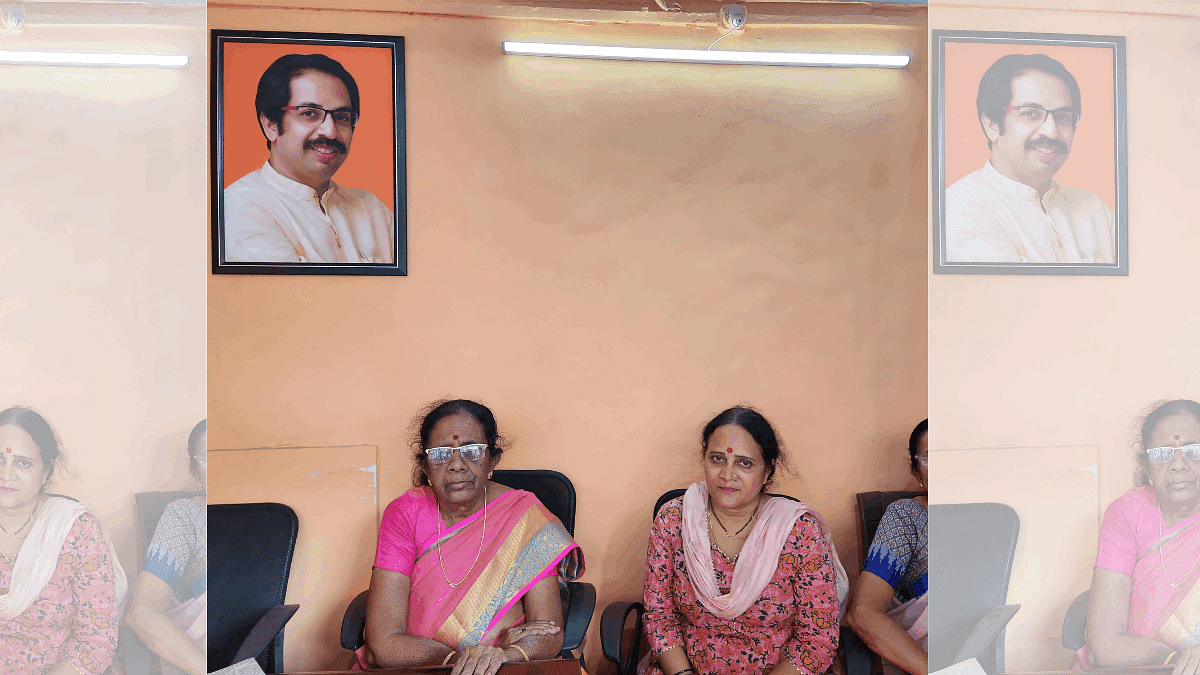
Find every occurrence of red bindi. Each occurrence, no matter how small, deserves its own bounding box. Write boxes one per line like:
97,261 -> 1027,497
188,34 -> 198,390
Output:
725,447 -> 733,453
452,435 -> 459,441
1176,435 -> 1181,440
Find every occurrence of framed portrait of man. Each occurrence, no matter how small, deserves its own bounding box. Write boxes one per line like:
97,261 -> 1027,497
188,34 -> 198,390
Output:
211,30 -> 407,275
932,31 -> 1127,276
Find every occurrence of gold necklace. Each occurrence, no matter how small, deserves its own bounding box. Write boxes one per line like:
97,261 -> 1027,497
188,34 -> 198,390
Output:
1158,515 -> 1200,588
437,485 -> 486,588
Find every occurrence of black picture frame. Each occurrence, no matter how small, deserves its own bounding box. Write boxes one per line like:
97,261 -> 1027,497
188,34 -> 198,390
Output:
210,30 -> 407,276
932,30 -> 1127,276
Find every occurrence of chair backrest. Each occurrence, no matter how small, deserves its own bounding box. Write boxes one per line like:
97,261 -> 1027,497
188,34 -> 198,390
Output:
208,502 -> 299,673
492,469 -> 576,536
653,488 -> 799,519
855,491 -> 925,563
1061,590 -> 1090,651
928,502 -> 1020,674
134,491 -> 205,564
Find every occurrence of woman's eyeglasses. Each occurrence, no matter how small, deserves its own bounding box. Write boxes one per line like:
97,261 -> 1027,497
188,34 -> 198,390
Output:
917,454 -> 929,468
1146,444 -> 1200,464
425,444 -> 488,464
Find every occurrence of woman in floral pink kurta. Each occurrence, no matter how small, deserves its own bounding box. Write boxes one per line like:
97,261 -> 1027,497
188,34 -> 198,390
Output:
643,497 -> 840,675
0,512 -> 123,675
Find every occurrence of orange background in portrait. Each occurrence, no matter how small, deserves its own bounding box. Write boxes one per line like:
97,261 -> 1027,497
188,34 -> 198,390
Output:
942,41 -> 1116,210
221,40 -> 396,208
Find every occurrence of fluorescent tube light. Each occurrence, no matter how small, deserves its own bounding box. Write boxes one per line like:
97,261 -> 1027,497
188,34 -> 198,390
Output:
0,50 -> 188,67
502,42 -> 909,68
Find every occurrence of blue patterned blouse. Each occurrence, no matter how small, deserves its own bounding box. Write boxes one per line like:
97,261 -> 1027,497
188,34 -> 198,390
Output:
862,498 -> 927,602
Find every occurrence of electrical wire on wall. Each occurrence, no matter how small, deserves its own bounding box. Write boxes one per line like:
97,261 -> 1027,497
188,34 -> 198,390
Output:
708,5 -> 746,50
0,3 -> 24,39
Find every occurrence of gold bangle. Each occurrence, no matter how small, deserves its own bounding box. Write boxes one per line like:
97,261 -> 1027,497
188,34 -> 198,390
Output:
512,644 -> 530,661
443,651 -> 456,666
1165,652 -> 1178,666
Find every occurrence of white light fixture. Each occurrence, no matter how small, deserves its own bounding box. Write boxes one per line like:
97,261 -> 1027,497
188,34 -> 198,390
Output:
502,42 -> 909,69
0,50 -> 188,67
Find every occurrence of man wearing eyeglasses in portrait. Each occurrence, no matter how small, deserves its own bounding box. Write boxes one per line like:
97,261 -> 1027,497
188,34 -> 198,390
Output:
944,53 -> 1116,264
223,53 -> 395,263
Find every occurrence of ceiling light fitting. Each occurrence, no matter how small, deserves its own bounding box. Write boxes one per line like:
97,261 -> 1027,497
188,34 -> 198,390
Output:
0,50 -> 188,67
501,42 -> 910,69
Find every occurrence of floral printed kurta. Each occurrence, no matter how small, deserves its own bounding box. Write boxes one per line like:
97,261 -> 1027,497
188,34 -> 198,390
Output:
0,513 -> 122,675
643,498 -> 839,675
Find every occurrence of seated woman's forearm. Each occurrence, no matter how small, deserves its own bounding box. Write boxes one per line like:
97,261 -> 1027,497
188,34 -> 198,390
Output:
125,606 -> 206,675
1087,631 -> 1174,668
655,643 -> 693,675
847,606 -> 928,675
365,632 -> 456,668
507,630 -> 564,660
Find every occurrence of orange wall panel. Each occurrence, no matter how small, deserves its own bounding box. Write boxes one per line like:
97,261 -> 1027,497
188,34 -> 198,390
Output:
209,8 -> 929,671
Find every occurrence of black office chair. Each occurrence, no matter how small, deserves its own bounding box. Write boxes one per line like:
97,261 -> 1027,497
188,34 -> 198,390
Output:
928,502 -> 1021,674
209,502 -> 301,674
844,490 -> 927,675
600,489 -> 804,675
339,469 -> 597,667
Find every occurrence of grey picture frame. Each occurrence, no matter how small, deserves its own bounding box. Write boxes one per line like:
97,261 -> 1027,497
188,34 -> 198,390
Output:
932,30 -> 1127,276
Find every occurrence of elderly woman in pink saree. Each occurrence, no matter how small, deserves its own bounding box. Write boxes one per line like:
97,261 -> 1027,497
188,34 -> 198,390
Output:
1083,400 -> 1200,675
356,400 -> 583,675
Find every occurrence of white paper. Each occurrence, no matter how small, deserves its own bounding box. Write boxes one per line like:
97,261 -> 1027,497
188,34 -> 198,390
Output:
931,657 -> 989,675
209,658 -> 267,675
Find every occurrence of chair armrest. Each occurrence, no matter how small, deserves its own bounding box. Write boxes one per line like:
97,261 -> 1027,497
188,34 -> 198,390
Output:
600,600 -> 645,675
951,604 -> 1021,667
341,590 -> 370,651
233,604 -> 300,664
562,581 -> 596,654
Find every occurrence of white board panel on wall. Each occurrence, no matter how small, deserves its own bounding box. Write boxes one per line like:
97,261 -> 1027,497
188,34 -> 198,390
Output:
209,445 -> 379,671
931,445 -> 1098,672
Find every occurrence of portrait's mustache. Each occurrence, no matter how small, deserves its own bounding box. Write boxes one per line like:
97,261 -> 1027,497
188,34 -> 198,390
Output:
304,137 -> 348,154
1026,136 -> 1069,154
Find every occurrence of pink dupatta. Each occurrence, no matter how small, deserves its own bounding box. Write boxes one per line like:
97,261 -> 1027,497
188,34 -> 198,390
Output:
680,482 -> 849,621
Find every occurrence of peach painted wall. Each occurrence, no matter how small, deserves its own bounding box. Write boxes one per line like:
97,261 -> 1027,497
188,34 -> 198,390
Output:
930,0 -> 1200,670
208,4 -> 928,671
0,15 -> 207,574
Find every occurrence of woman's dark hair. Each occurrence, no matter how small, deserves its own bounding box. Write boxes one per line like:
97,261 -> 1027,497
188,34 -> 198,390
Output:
0,406 -> 65,488
410,399 -> 508,487
909,419 -> 928,477
1132,399 -> 1200,486
255,53 -> 361,151
700,406 -> 790,490
188,419 -> 207,484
